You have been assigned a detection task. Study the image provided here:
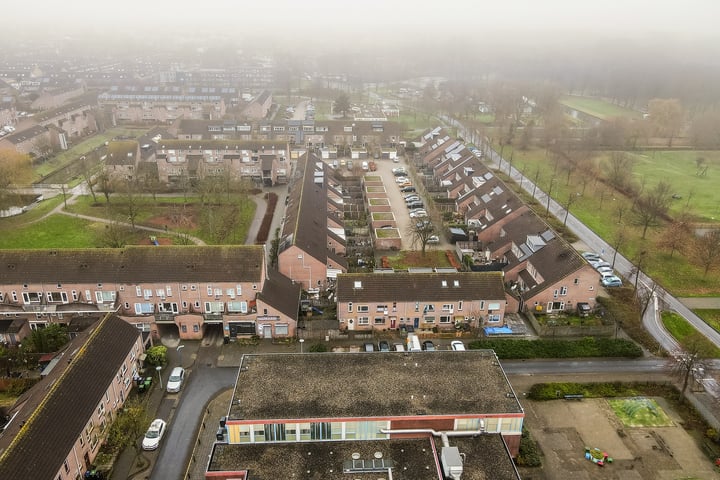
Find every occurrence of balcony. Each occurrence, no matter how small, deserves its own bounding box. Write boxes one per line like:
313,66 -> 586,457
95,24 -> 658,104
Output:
203,313 -> 224,323
154,313 -> 176,323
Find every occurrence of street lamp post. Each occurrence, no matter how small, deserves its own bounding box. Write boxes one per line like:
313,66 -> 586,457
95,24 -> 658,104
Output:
177,344 -> 185,367
546,178 -> 555,217
156,365 -> 163,389
299,338 -> 305,354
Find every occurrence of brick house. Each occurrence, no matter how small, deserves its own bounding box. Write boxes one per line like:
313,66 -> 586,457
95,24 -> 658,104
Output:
278,153 -> 347,290
336,272 -> 507,333
205,351 -> 523,479
0,313 -> 144,480
0,246 -> 300,343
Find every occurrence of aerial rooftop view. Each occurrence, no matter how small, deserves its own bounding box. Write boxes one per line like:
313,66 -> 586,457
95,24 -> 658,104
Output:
0,1 -> 719,479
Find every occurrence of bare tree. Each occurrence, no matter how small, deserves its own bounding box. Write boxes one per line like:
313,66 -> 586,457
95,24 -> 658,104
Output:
116,180 -> 143,230
0,149 -> 33,206
657,219 -> 691,258
692,229 -> 720,276
610,227 -> 628,268
96,170 -> 113,203
689,110 -> 720,148
605,152 -> 634,190
79,157 -> 98,203
667,332 -> 715,396
97,220 -> 132,248
632,181 -> 672,238
407,218 -> 436,256
647,98 -> 684,147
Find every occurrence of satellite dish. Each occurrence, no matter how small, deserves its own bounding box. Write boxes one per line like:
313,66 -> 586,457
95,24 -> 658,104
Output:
374,451 -> 383,459
352,452 -> 360,460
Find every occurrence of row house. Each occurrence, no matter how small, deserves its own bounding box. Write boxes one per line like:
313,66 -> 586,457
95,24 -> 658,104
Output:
240,89 -> 272,119
173,119 -> 253,141
0,314 -> 144,480
0,246 -> 300,344
480,211 -> 600,315
29,84 -> 86,110
0,101 -> 17,128
153,140 -> 288,186
98,92 -> 226,123
336,272 -> 507,333
32,94 -> 99,139
278,153 -> 348,291
0,124 -> 55,156
205,351 -> 523,479
416,127 -> 601,314
104,140 -> 140,182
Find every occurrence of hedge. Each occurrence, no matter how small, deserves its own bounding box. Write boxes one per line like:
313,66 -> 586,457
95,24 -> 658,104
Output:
468,337 -> 642,359
527,382 -> 646,400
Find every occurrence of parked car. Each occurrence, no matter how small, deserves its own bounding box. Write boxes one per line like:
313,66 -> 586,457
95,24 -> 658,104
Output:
409,210 -> 427,218
395,176 -> 409,184
581,252 -> 602,260
601,275 -> 623,287
404,197 -> 421,204
363,342 -> 375,352
362,161 -> 369,171
378,340 -> 390,352
368,161 -> 377,171
404,193 -> 419,199
593,261 -> 611,271
422,340 -> 435,351
596,266 -> 614,276
451,340 -> 466,351
392,167 -> 407,175
393,343 -> 405,352
142,419 -> 167,451
398,181 -> 413,188
427,235 -> 440,244
400,186 -> 416,193
393,157 -> 400,163
407,201 -> 424,209
166,367 -> 185,393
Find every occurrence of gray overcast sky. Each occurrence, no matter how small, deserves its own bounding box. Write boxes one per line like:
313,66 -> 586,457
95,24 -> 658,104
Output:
11,0 -> 720,37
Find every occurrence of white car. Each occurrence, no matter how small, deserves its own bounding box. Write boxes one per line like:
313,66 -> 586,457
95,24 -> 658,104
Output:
409,210 -> 427,218
596,266 -> 614,276
451,340 -> 466,351
142,419 -> 167,451
166,366 -> 185,393
395,176 -> 409,184
427,235 -> 440,244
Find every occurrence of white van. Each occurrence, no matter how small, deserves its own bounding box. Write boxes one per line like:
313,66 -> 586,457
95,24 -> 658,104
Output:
407,333 -> 422,352
361,161 -> 369,171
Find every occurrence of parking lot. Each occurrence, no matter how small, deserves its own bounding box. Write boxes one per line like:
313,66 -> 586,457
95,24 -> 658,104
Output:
371,157 -> 450,251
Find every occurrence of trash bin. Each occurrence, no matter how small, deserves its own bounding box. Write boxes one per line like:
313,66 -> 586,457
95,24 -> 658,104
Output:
223,336 -> 229,344
219,416 -> 227,428
216,428 -> 226,441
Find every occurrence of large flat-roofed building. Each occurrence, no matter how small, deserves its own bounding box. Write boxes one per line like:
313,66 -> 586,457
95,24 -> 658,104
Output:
209,350 -> 523,479
207,435 -> 521,479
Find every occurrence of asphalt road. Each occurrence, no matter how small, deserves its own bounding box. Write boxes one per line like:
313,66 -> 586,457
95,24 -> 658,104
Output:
150,346 -> 238,480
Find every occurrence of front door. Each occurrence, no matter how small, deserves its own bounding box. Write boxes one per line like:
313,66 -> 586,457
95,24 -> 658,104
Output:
262,325 -> 272,338
413,317 -> 419,328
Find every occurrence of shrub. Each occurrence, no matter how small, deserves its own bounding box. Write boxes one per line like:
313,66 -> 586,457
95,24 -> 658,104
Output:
309,343 -> 328,353
516,427 -> 542,467
467,337 -> 642,359
144,345 -> 167,366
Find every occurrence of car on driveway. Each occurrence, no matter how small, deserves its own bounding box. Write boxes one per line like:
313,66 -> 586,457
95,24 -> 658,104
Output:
422,340 -> 435,351
451,340 -> 466,351
601,275 -> 623,287
363,342 -> 375,352
142,419 -> 167,451
166,366 -> 185,393
378,340 -> 390,352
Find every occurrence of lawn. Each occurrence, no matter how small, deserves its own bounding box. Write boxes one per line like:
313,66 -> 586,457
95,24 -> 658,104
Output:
375,228 -> 399,238
384,250 -> 452,269
661,311 -> 720,356
694,309 -> 720,332
371,212 -> 394,221
625,150 -> 720,222
608,397 -> 673,427
0,214 -> 101,248
560,96 -> 643,120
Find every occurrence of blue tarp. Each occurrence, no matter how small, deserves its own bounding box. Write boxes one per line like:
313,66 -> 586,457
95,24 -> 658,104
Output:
484,326 -> 513,335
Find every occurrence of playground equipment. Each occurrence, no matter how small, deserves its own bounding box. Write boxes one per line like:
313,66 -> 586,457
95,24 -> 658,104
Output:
585,447 -> 612,466
150,236 -> 160,246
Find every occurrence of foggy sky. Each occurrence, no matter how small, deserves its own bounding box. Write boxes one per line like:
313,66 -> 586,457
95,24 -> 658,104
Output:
7,0 -> 720,39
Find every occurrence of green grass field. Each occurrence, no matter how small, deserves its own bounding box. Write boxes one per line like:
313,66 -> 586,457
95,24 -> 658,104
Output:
0,214 -> 100,248
560,96 -> 643,120
608,397 -> 673,427
661,311 -> 720,356
694,309 -> 720,332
